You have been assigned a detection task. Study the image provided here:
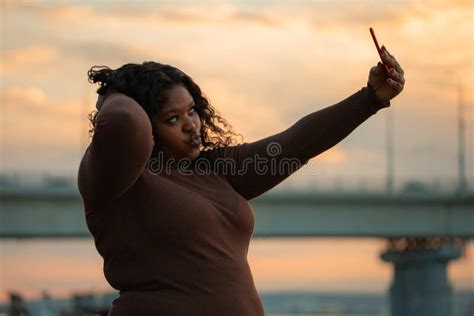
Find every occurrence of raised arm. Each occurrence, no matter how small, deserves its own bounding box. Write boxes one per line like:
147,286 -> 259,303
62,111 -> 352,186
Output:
210,86 -> 387,200
211,47 -> 404,200
78,93 -> 154,204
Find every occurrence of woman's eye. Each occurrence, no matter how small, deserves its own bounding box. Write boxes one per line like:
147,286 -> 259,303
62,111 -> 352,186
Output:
168,116 -> 178,124
167,106 -> 196,123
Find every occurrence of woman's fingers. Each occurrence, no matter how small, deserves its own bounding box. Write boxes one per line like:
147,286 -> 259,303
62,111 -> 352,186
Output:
387,78 -> 404,93
373,60 -> 405,87
389,68 -> 405,85
382,46 -> 404,76
370,63 -> 383,76
380,47 -> 405,88
368,54 -> 405,100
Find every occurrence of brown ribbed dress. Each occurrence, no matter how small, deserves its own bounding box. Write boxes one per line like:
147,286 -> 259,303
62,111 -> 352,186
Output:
77,87 -> 388,315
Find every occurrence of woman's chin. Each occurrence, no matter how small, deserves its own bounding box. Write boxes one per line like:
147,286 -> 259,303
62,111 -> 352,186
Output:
187,148 -> 201,160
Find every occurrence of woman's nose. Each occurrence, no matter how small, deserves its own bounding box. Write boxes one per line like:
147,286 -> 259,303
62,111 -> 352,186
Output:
183,119 -> 197,133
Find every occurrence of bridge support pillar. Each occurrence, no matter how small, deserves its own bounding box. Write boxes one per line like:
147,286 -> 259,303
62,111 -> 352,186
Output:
381,238 -> 464,316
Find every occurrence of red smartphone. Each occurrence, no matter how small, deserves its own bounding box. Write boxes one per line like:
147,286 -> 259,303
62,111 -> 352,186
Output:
369,27 -> 391,76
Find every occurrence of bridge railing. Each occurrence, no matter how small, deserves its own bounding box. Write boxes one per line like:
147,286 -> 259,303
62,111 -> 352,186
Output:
1,172 -> 472,196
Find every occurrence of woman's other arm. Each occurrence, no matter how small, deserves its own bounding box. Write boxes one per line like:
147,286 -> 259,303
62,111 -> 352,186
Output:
78,93 -> 154,204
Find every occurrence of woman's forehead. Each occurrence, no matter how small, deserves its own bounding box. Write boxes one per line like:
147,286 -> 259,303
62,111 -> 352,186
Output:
160,86 -> 194,115
166,85 -> 193,103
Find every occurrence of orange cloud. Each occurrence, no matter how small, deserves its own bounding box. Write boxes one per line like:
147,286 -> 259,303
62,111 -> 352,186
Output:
41,3 -> 94,21
0,45 -> 60,72
0,86 -> 87,155
2,86 -> 80,117
5,1 -> 285,30
198,77 -> 284,140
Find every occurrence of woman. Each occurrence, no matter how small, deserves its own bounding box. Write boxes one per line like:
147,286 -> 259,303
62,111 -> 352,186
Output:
78,47 -> 404,315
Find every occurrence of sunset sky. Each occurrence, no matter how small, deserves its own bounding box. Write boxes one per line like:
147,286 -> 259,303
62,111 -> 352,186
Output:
1,0 -> 473,185
0,0 -> 473,303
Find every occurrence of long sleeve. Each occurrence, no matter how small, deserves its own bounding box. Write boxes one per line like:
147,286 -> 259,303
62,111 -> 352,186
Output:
78,93 -> 154,205
210,86 -> 389,200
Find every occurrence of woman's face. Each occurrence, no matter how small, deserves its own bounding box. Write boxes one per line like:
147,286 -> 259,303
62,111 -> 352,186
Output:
153,85 -> 202,161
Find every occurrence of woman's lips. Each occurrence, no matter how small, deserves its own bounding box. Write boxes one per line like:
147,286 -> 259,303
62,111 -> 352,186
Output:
188,133 -> 201,147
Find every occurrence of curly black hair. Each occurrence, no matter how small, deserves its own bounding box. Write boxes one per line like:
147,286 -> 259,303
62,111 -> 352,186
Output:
87,61 -> 242,151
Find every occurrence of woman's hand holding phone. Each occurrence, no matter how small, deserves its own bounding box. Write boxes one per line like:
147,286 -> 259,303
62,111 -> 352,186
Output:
368,27 -> 405,103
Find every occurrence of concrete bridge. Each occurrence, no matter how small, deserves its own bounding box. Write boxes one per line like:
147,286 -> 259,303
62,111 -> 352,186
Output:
1,181 -> 473,316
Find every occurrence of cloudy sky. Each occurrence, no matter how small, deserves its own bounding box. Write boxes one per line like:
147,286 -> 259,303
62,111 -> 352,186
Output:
1,0 -> 473,190
0,0 -> 473,303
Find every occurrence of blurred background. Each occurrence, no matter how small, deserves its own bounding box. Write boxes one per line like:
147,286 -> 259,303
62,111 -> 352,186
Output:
0,0 -> 473,315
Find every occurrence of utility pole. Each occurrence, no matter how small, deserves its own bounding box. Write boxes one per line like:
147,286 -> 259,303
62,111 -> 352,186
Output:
457,81 -> 466,195
386,108 -> 395,193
